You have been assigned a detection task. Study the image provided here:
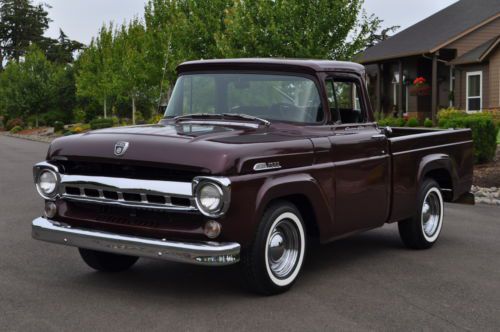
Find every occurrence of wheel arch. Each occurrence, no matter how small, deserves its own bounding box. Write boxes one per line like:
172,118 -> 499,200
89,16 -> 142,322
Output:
417,154 -> 458,201
254,173 -> 332,242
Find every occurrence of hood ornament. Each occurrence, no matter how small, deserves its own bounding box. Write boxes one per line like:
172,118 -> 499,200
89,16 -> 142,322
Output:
114,141 -> 129,156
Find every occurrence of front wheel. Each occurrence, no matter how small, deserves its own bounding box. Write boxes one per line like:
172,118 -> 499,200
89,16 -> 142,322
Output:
241,201 -> 306,295
398,178 -> 444,249
78,248 -> 139,272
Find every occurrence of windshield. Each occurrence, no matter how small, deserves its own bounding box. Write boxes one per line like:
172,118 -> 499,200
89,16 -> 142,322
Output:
164,73 -> 323,124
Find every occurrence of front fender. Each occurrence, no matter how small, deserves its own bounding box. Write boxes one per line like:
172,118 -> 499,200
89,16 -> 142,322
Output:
254,173 -> 333,241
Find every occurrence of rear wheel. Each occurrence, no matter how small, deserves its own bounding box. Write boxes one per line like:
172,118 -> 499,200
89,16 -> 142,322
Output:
398,179 -> 444,249
241,201 -> 306,295
78,248 -> 139,272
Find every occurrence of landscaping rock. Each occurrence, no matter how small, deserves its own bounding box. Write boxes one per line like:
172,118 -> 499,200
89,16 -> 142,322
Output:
471,185 -> 500,205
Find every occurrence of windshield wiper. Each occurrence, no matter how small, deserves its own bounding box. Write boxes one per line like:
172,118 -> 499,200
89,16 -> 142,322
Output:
173,112 -> 270,126
222,113 -> 271,126
173,113 -> 222,122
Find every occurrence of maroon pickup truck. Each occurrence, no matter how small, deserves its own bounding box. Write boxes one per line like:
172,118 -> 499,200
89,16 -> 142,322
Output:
32,59 -> 474,294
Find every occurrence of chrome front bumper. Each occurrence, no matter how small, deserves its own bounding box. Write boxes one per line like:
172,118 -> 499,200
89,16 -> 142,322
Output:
32,217 -> 240,266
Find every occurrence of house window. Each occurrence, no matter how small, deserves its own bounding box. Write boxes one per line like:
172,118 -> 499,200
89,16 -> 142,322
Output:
466,71 -> 482,112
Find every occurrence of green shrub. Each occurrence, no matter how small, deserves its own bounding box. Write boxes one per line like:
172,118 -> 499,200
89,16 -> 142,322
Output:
135,111 -> 145,124
377,116 -> 406,127
149,114 -> 163,124
424,118 -> 433,127
439,112 -> 498,163
73,108 -> 86,124
53,121 -> 64,133
10,125 -> 22,134
6,118 -> 23,131
90,118 -> 114,130
437,108 -> 466,127
111,116 -> 120,126
406,118 -> 419,127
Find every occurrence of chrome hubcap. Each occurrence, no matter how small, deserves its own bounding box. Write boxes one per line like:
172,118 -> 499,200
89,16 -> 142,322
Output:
422,191 -> 441,238
267,219 -> 300,279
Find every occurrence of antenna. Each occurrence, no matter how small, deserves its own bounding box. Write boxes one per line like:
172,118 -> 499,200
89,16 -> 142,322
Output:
157,34 -> 172,115
157,53 -> 169,115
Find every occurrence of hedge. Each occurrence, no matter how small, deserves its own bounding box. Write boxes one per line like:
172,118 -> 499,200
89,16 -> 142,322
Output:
438,111 -> 498,163
90,118 -> 114,130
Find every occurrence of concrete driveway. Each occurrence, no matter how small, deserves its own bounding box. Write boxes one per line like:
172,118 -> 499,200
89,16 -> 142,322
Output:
1,135 -> 499,331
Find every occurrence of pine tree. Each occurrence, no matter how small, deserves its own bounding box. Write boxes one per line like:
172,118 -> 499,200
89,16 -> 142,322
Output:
0,0 -> 51,69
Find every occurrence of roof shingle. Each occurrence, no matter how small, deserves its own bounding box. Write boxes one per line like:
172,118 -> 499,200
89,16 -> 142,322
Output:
451,36 -> 500,64
357,0 -> 500,64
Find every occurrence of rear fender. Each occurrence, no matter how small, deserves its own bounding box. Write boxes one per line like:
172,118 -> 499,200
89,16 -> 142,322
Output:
417,154 -> 458,200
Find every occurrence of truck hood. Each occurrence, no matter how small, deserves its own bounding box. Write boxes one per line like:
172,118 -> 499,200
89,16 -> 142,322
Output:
47,123 -> 315,175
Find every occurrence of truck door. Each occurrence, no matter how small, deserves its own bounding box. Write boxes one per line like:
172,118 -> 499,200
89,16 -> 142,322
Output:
325,74 -> 390,236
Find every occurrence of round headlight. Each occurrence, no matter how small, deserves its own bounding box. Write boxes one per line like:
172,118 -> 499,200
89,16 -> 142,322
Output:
196,182 -> 223,214
37,170 -> 58,197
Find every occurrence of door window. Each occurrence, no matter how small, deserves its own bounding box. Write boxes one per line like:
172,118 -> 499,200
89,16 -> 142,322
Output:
466,71 -> 482,112
326,78 -> 366,124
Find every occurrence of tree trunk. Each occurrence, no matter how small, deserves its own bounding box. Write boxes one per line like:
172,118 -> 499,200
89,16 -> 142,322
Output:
35,112 -> 39,128
132,96 -> 136,125
103,97 -> 107,118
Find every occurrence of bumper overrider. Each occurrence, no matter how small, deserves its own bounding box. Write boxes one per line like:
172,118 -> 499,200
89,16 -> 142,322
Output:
32,162 -> 240,266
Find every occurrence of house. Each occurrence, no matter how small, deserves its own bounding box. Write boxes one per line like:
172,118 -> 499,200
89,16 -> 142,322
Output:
356,0 -> 500,122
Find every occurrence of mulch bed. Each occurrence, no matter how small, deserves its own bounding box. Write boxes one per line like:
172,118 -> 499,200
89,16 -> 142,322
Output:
16,127 -> 50,135
474,147 -> 500,187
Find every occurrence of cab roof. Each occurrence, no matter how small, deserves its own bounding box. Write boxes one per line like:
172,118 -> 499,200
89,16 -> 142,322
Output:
177,58 -> 365,75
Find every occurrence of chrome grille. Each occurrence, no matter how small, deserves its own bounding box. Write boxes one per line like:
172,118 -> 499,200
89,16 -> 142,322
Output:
59,174 -> 197,212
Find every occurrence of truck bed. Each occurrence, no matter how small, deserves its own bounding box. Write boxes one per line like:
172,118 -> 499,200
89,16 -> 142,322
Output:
387,127 -> 474,222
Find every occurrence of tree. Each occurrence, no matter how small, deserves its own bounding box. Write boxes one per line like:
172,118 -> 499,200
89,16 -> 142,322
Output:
364,25 -> 400,48
0,0 -> 51,69
73,0 -> 386,124
44,29 -> 84,64
216,0 -> 380,60
143,0 -> 233,109
76,25 -> 115,118
113,19 -> 150,124
0,46 -> 55,126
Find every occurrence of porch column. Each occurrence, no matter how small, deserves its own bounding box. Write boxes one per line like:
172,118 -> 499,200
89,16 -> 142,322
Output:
431,52 -> 438,125
398,59 -> 403,117
376,64 -> 382,114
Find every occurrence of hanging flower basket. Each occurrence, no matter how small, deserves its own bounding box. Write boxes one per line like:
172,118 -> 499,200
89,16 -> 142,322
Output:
409,85 -> 431,96
409,77 -> 430,96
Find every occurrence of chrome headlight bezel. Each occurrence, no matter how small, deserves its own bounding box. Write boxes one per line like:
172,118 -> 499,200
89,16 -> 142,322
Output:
193,177 -> 231,218
34,162 -> 61,200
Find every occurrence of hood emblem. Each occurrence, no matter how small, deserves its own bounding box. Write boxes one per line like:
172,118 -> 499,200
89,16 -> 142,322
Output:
253,161 -> 281,171
114,141 -> 129,156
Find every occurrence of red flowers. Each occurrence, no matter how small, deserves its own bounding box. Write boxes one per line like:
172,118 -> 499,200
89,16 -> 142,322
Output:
413,77 -> 426,87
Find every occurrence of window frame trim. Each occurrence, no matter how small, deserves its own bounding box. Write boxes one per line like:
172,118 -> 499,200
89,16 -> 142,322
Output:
165,70 -> 327,125
324,73 -> 369,125
466,70 -> 482,112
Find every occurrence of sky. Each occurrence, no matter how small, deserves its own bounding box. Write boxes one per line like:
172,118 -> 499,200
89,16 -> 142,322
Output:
44,0 -> 459,45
